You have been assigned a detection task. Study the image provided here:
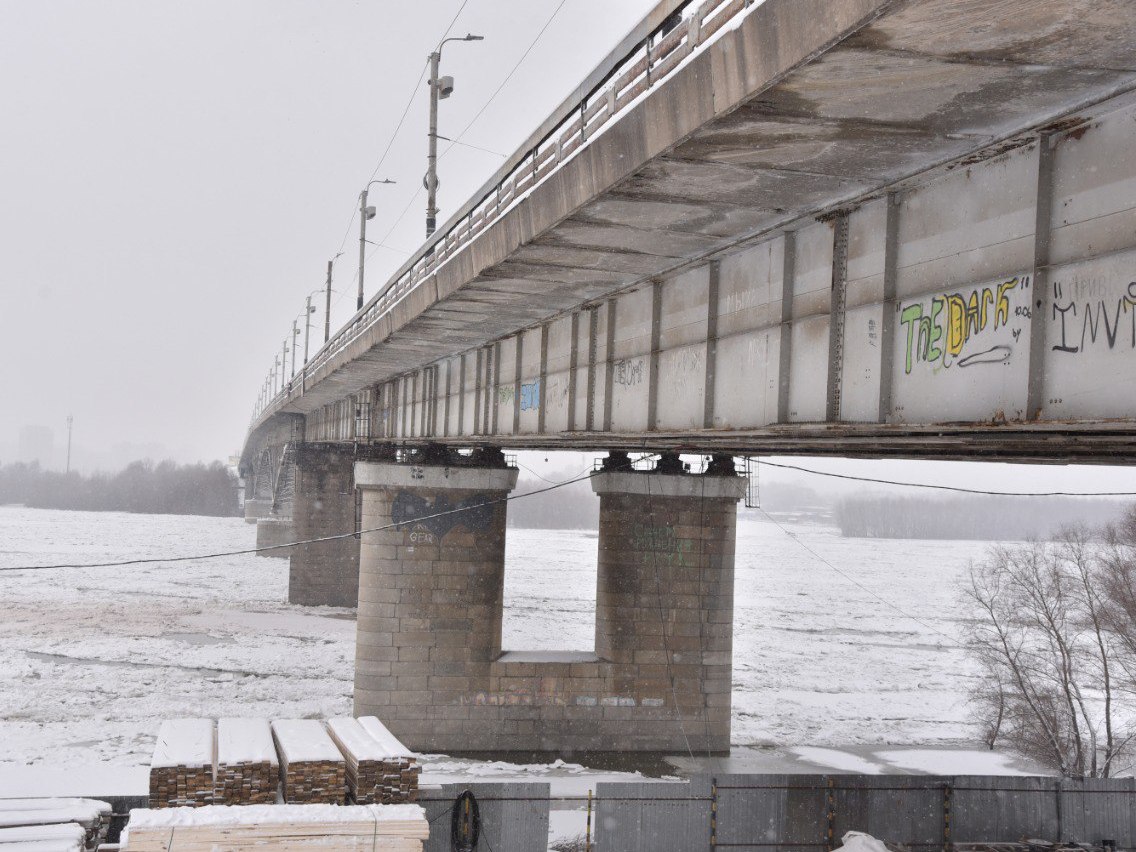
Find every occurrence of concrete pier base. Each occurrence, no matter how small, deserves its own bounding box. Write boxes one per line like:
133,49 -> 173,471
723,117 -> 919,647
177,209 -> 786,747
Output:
588,462 -> 745,752
351,448 -> 744,754
288,444 -> 359,607
244,498 -> 272,524
353,454 -> 517,751
255,516 -> 295,559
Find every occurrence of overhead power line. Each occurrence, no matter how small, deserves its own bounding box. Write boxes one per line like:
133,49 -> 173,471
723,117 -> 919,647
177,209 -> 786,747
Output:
0,469 -> 594,573
441,0 -> 570,159
755,459 -> 1136,498
756,507 -> 964,647
370,0 -> 569,260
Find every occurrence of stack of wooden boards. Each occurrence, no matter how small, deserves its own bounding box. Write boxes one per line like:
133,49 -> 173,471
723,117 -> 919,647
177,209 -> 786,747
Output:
121,803 -> 429,852
148,717 -> 419,807
328,717 -> 421,804
149,719 -> 215,808
270,720 -> 346,805
216,718 -> 278,806
0,798 -> 112,852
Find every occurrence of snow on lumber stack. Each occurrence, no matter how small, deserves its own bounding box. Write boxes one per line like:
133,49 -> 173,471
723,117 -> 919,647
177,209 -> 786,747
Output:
216,718 -> 278,806
121,803 -> 428,852
270,720 -> 346,804
0,825 -> 87,852
0,800 -> 112,851
352,717 -> 420,804
149,719 -> 215,809
0,823 -> 87,852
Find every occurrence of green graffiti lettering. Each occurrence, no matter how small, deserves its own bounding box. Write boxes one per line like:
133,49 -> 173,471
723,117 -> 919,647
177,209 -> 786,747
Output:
900,304 -> 924,375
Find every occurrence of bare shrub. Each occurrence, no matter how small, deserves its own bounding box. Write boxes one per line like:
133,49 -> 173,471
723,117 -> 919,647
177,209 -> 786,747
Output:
964,519 -> 1136,777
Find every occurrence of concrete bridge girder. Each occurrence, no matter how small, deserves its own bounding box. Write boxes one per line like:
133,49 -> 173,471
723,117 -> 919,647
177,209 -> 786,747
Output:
243,0 -> 1136,463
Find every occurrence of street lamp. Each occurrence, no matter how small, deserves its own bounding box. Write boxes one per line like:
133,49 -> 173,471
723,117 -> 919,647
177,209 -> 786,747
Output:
358,180 -> 395,311
427,33 -> 484,238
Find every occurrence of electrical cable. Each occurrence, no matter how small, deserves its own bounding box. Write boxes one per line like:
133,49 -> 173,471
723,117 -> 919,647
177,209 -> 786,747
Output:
364,0 -> 568,273
0,469 -> 596,573
754,459 -> 1136,498
515,461 -> 594,485
439,0 -> 569,162
331,0 -> 471,262
755,506 -> 964,648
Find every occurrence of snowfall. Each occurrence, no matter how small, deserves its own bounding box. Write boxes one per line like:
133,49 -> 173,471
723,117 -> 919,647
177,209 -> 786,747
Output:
0,504 -> 1040,844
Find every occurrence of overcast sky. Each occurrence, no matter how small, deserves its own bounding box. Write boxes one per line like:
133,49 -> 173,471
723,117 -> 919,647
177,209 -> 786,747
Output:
0,0 -> 655,470
2,1 -> 1133,494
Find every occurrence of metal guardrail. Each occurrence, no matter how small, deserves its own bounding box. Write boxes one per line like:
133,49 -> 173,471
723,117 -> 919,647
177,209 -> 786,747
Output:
250,0 -> 757,428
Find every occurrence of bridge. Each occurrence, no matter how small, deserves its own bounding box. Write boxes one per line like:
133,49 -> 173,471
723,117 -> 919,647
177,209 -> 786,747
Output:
240,0 -> 1136,755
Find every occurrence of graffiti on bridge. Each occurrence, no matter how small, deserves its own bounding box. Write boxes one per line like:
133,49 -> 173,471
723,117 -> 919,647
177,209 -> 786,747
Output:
391,490 -> 494,540
1051,279 -> 1136,354
899,275 -> 1024,374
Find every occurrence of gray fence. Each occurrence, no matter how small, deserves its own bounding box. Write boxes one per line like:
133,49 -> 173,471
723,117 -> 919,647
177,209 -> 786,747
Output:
594,775 -> 1136,852
419,782 -> 550,852
103,776 -> 1136,852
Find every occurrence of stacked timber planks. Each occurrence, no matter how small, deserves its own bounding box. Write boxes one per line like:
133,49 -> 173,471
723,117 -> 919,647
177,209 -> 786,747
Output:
215,718 -> 279,805
0,799 -> 112,851
270,720 -> 346,804
149,718 -> 215,808
0,823 -> 87,852
353,717 -> 420,804
121,803 -> 429,852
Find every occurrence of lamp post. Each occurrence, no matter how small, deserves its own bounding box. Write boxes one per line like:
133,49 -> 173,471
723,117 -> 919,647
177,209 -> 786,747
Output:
426,33 -> 484,238
358,180 -> 395,311
290,321 -> 301,378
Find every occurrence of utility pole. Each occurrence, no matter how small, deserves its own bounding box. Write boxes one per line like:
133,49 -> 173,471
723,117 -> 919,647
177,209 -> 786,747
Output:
426,49 -> 441,239
304,295 -> 313,366
357,181 -> 392,311
426,34 -> 483,238
65,415 -> 73,474
291,320 -> 299,378
325,259 -> 333,343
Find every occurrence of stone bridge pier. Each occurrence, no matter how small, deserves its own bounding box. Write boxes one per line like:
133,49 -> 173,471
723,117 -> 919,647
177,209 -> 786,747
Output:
352,448 -> 745,755
288,443 -> 360,607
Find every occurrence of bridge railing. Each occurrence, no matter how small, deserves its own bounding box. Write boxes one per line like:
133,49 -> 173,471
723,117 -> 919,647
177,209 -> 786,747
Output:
252,0 -> 755,427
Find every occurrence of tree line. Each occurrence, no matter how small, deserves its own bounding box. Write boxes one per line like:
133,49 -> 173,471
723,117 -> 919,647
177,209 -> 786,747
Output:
835,494 -> 1129,540
0,460 -> 240,517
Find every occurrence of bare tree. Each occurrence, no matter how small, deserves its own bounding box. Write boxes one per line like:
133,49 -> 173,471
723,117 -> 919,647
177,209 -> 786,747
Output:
963,528 -> 1136,777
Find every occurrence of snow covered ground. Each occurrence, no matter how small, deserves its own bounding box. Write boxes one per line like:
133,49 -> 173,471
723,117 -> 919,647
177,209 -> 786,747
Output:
0,504 -> 1027,799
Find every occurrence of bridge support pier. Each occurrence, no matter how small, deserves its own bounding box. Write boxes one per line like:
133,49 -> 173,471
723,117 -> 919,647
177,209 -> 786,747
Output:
589,454 -> 745,752
350,447 -> 744,755
243,498 -> 272,524
353,450 -> 517,750
255,516 -> 295,559
288,444 -> 360,607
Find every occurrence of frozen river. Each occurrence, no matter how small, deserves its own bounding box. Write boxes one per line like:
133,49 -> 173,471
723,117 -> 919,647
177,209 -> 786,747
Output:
0,504 -> 1028,794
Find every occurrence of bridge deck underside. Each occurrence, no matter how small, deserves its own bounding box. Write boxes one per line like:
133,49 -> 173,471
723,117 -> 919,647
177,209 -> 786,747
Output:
247,0 -> 1136,462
